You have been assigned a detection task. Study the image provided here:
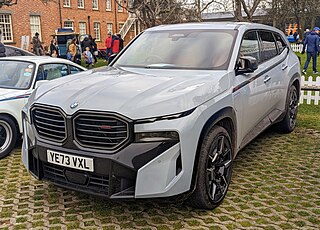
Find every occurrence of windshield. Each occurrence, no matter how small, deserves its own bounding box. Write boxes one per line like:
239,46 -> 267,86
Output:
0,61 -> 35,90
115,29 -> 237,70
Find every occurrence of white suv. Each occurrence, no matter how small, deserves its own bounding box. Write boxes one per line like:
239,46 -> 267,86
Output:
22,23 -> 300,209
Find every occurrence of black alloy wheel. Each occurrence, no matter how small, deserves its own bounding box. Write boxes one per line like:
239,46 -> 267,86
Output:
188,125 -> 233,209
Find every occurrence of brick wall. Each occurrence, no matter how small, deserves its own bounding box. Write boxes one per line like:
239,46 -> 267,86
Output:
0,0 -> 133,51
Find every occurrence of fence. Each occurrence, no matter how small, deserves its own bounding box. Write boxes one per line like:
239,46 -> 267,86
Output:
291,44 -> 303,52
300,76 -> 320,105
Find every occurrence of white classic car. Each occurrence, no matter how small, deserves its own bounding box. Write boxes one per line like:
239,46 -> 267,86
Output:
0,56 -> 86,158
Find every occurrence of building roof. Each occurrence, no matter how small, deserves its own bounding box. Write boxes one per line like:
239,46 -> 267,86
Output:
202,9 -> 268,21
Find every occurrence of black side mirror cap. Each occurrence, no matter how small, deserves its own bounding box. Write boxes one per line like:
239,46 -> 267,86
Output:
236,56 -> 258,75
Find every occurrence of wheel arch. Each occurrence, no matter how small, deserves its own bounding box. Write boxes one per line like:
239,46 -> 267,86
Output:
188,106 -> 237,196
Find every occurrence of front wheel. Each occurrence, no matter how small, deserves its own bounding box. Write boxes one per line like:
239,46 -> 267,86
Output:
0,115 -> 18,159
188,126 -> 233,209
275,84 -> 299,133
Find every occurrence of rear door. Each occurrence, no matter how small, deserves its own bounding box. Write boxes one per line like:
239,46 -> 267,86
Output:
258,31 -> 287,122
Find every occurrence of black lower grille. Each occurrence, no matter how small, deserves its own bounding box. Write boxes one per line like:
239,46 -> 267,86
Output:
43,163 -> 112,195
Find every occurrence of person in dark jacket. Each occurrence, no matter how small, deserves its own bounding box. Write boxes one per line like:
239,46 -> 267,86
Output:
302,27 -> 320,74
0,42 -> 6,57
117,34 -> 124,51
92,38 -> 98,64
49,39 -> 59,57
82,37 -> 93,53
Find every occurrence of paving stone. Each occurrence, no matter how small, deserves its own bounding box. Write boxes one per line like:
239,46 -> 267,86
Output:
0,127 -> 319,229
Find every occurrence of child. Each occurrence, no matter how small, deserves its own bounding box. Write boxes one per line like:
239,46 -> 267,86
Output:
83,46 -> 93,67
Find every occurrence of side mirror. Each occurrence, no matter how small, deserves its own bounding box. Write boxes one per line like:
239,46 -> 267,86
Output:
108,53 -> 118,65
236,56 -> 258,75
34,80 -> 49,89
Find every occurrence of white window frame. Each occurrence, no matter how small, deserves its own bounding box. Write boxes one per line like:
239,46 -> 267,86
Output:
107,23 -> 113,34
93,22 -> 101,41
78,0 -> 84,8
106,0 -> 112,11
0,14 -> 13,42
118,0 -> 123,12
92,0 -> 99,10
30,15 -> 42,41
79,22 -> 86,35
64,21 -> 74,30
63,0 -> 71,7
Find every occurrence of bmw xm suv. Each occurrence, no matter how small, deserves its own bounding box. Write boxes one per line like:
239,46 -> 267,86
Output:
22,23 -> 300,209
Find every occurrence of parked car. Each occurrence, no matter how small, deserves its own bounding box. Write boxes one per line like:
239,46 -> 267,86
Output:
0,56 -> 86,159
4,45 -> 35,57
22,23 -> 301,209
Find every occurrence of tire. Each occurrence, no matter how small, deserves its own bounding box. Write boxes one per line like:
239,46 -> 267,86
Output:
0,115 -> 18,159
188,125 -> 233,209
275,84 -> 299,133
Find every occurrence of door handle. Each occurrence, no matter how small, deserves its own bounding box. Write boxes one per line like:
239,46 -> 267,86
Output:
282,65 -> 288,71
264,76 -> 271,83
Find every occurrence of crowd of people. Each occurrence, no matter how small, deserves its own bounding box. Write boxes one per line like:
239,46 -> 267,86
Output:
31,31 -> 124,67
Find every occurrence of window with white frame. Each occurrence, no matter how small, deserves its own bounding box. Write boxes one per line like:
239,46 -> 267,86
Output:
106,0 -> 111,11
79,22 -> 86,35
92,0 -> 98,10
118,0 -> 123,12
30,15 -> 42,40
64,21 -> 74,30
78,0 -> 84,8
0,14 -> 13,42
93,22 -> 100,41
107,23 -> 113,34
63,0 -> 71,7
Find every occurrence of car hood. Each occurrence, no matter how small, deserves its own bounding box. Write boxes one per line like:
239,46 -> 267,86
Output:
30,67 -> 230,119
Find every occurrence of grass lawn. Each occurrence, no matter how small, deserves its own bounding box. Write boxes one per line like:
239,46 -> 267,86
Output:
295,52 -> 320,79
298,104 -> 320,130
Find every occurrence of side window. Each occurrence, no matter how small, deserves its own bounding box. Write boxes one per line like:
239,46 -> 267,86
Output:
240,31 -> 260,63
274,33 -> 287,54
259,31 -> 278,62
69,65 -> 84,75
41,64 -> 69,81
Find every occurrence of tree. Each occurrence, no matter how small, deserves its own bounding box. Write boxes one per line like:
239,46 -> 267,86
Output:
117,0 -> 198,29
0,0 -> 18,7
233,0 -> 263,22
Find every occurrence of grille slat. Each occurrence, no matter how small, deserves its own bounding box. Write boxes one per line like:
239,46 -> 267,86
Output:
77,123 -> 126,129
32,107 -> 66,142
74,113 -> 129,150
76,128 -> 127,135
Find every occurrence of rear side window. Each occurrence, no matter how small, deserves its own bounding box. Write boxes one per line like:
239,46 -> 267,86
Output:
259,31 -> 278,62
240,31 -> 260,63
274,33 -> 287,54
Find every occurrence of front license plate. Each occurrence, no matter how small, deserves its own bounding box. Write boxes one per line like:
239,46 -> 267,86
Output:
47,150 -> 94,172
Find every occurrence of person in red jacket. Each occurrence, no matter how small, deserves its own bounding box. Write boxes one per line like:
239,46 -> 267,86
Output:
105,32 -> 113,61
112,35 -> 120,54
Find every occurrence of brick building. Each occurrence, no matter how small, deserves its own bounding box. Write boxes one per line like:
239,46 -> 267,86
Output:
0,0 -> 135,51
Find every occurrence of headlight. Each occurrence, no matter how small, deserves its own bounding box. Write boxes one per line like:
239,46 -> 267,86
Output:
135,131 -> 179,142
134,108 -> 195,124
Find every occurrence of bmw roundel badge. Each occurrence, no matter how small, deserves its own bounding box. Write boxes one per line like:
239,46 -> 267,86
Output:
70,102 -> 79,109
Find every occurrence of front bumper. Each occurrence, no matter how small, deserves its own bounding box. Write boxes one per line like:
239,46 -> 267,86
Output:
22,107 -> 204,198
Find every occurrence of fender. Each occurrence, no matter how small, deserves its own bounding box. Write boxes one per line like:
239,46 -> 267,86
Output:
186,106 -> 237,198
